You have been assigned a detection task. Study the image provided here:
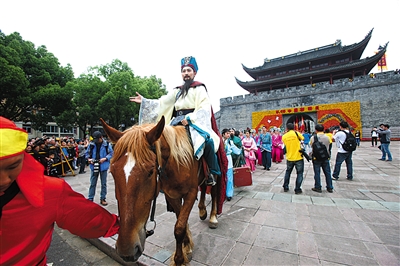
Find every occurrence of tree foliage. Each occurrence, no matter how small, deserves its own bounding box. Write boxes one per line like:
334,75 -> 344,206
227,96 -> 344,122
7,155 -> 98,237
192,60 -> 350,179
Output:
0,32 -> 167,134
0,31 -> 74,129
65,59 -> 167,133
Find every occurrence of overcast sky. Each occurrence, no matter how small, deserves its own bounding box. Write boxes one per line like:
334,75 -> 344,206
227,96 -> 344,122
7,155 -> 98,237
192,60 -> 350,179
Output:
1,0 -> 399,111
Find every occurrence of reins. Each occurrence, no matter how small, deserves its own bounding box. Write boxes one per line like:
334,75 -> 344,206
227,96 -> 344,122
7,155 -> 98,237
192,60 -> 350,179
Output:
145,143 -> 168,238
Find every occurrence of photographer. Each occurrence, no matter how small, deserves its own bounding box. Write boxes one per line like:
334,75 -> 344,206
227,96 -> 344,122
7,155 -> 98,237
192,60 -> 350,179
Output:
377,124 -> 392,161
85,131 -> 113,206
282,123 -> 305,194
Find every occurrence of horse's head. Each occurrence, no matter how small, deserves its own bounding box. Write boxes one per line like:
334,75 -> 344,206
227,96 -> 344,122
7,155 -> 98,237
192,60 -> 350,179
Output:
100,117 -> 165,262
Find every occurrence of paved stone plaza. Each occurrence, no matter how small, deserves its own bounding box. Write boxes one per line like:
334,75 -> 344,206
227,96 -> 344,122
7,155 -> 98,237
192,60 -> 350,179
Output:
60,142 -> 399,265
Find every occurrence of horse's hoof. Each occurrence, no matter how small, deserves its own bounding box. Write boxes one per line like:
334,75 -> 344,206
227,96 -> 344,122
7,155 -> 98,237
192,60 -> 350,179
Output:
199,212 -> 207,221
187,252 -> 192,262
208,221 -> 218,229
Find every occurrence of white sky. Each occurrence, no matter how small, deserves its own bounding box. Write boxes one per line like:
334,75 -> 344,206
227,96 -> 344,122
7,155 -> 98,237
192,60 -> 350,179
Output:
1,0 -> 399,112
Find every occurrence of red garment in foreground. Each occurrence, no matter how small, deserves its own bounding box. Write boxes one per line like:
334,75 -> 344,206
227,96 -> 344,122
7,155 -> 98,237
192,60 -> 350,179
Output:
0,153 -> 119,266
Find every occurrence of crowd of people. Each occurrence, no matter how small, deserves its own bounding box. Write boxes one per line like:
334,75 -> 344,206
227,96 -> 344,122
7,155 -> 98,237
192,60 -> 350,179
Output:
224,121 -> 393,199
24,133 -> 114,206
25,136 -> 90,177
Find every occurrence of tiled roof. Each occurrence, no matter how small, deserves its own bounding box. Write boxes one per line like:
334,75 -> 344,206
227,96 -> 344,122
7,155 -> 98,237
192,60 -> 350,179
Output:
243,29 -> 373,76
236,43 -> 387,92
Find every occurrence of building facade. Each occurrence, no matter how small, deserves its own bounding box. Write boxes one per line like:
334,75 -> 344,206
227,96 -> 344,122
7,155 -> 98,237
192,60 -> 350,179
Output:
216,30 -> 399,140
217,71 -> 400,140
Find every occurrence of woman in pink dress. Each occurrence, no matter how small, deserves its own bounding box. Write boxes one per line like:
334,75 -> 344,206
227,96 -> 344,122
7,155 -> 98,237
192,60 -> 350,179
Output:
242,130 -> 258,172
272,128 -> 283,163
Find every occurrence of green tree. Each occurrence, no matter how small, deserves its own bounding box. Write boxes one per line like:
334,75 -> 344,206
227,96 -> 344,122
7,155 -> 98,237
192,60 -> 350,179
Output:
74,59 -> 167,130
60,74 -> 109,135
0,31 -> 74,129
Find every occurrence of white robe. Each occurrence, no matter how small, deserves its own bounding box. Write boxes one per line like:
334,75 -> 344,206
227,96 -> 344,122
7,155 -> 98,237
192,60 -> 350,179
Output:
138,84 -> 220,159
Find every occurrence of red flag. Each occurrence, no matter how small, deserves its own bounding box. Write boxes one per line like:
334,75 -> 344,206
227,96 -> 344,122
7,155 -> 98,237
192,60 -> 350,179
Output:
300,116 -> 305,131
375,51 -> 388,71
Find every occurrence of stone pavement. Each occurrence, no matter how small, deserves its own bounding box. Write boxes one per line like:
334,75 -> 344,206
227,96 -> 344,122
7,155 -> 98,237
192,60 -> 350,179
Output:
62,142 -> 400,265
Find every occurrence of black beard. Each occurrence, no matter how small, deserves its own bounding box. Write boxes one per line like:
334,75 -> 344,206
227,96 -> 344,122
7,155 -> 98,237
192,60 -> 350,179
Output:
181,78 -> 193,98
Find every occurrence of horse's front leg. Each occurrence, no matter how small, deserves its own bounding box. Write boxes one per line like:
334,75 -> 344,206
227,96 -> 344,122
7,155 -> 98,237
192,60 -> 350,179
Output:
171,189 -> 197,266
209,183 -> 218,229
198,183 -> 207,220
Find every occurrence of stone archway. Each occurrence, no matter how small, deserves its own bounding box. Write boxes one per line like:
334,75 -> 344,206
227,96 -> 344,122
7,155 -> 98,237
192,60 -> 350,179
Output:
284,113 -> 316,133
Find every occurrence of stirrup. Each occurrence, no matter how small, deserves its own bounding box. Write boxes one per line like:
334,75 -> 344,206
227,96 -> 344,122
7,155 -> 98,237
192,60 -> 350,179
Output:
206,173 -> 216,186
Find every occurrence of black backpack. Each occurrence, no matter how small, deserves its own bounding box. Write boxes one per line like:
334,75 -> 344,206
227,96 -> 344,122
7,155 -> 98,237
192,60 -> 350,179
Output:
312,135 -> 330,161
340,131 -> 357,152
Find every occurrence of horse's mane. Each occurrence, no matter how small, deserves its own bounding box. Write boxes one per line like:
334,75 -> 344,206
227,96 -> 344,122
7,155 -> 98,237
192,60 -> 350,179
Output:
112,124 -> 193,171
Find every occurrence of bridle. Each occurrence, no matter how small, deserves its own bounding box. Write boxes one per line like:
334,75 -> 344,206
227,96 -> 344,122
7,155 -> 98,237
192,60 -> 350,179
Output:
145,144 -> 168,238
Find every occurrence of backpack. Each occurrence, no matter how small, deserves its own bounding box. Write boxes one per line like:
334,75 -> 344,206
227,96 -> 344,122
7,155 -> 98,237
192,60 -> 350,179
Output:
312,135 -> 330,161
340,131 -> 357,152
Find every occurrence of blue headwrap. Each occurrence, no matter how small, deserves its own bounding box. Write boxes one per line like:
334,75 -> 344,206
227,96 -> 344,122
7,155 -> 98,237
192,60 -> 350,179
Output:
181,56 -> 198,72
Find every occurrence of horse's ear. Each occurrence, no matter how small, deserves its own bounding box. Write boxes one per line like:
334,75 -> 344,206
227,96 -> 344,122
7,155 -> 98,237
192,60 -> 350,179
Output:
100,118 -> 124,143
146,116 -> 165,145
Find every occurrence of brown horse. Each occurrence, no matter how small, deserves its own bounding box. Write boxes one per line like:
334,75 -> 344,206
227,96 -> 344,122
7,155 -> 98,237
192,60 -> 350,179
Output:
100,116 -> 219,266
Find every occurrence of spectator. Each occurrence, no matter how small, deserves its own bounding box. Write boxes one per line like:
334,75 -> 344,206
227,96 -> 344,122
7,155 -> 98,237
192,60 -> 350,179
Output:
32,140 -> 46,169
282,123 -> 305,194
309,124 -> 333,193
67,140 -> 77,170
46,150 -> 58,177
0,116 -> 119,265
377,124 -> 392,161
354,130 -> 361,147
85,131 -> 114,206
324,128 -> 333,156
302,130 -> 311,153
77,139 -> 88,174
371,127 -> 378,147
25,144 -> 33,153
332,121 -> 354,181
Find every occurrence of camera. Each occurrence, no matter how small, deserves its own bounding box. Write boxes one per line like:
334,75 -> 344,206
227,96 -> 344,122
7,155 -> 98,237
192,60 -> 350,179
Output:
93,159 -> 100,173
299,149 -> 311,162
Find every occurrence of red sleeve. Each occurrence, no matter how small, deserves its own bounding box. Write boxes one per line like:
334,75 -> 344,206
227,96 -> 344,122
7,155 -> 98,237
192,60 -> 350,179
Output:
54,180 -> 119,238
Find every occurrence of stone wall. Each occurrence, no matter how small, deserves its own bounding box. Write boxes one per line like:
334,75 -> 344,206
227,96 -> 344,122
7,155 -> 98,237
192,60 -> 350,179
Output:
216,71 -> 400,139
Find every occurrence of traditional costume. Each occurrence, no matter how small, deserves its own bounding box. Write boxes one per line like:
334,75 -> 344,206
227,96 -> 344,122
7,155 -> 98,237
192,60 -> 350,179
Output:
0,116 -> 119,265
272,131 -> 284,163
137,57 -> 228,213
242,135 -> 258,172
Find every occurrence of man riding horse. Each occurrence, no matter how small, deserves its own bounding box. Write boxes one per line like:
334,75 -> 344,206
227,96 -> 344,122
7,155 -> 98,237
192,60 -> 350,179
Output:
130,56 -> 223,187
